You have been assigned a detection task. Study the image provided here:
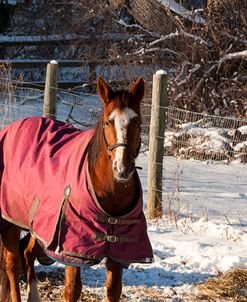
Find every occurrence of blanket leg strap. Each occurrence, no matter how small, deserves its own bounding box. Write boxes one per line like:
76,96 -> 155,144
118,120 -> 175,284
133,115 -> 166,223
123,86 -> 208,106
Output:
29,197 -> 40,231
96,215 -> 140,225
94,233 -> 138,243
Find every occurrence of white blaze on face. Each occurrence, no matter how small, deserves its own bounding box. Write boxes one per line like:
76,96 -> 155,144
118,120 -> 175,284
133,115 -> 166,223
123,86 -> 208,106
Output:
109,107 -> 138,174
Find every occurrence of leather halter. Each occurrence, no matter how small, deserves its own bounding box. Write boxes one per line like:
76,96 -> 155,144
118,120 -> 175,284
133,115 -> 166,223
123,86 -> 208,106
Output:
102,124 -> 128,156
102,124 -> 141,158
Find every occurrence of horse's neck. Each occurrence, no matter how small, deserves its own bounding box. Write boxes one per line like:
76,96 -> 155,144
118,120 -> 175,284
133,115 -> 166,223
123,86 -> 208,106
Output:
89,150 -> 137,217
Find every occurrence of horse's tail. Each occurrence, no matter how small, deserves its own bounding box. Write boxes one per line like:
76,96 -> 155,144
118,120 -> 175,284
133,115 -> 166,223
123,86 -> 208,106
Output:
0,236 -> 11,302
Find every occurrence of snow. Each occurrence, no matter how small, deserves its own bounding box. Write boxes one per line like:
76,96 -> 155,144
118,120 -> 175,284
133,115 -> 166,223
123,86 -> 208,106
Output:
156,69 -> 167,75
159,0 -> 206,25
35,214 -> 246,301
178,123 -> 229,153
35,217 -> 246,301
239,125 -> 247,135
165,120 -> 247,166
49,60 -> 58,65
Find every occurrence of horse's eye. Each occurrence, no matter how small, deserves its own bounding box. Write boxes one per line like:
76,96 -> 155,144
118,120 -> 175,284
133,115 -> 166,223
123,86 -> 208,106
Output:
105,120 -> 113,127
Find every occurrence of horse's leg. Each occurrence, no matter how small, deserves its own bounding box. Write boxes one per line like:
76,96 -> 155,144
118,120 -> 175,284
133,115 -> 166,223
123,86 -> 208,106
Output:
1,225 -> 22,302
20,234 -> 41,302
0,237 -> 11,302
64,266 -> 82,302
105,258 -> 123,302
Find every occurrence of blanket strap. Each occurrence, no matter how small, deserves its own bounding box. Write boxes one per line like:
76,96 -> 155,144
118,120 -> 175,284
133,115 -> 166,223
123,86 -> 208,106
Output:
29,197 -> 40,230
94,232 -> 138,243
96,214 -> 140,225
54,185 -> 71,254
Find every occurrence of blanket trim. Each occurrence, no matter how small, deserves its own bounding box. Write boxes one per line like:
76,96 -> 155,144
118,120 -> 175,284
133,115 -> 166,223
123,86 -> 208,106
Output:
60,249 -> 104,261
1,214 -> 28,231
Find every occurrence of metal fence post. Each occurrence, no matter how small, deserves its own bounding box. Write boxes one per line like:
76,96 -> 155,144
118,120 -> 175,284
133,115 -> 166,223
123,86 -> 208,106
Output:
43,60 -> 59,119
147,70 -> 168,218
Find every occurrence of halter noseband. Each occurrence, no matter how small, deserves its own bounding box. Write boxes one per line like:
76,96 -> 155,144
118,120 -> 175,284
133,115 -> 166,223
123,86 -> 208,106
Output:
102,124 -> 128,156
102,124 -> 141,157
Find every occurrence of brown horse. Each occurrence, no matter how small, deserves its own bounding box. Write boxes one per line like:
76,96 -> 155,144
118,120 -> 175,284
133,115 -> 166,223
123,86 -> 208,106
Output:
0,77 -> 153,302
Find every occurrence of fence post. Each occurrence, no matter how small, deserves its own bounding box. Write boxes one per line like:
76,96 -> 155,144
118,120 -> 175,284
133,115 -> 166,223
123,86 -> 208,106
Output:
43,60 -> 59,119
147,70 -> 168,218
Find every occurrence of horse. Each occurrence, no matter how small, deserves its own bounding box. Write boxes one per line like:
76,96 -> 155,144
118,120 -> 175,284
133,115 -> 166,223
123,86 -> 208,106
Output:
0,77 -> 153,302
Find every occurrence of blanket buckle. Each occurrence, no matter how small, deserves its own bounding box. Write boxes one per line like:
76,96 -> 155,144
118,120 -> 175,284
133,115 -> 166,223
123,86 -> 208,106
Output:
108,217 -> 118,224
106,235 -> 117,242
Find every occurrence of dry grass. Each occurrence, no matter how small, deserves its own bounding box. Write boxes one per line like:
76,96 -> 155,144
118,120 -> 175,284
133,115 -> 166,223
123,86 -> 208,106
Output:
121,286 -> 172,302
18,266 -> 247,301
20,268 -> 102,301
192,268 -> 247,302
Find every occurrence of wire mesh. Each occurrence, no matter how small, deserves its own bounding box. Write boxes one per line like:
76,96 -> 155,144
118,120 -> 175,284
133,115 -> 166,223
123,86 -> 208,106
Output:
0,85 -> 102,130
160,106 -> 247,228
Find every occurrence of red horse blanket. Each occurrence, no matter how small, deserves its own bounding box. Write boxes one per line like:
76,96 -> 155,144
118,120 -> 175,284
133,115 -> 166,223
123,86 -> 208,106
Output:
0,117 -> 153,266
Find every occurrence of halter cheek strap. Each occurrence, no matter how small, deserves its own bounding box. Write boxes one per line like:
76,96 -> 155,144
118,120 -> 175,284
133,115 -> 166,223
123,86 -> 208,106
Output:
135,137 -> 141,157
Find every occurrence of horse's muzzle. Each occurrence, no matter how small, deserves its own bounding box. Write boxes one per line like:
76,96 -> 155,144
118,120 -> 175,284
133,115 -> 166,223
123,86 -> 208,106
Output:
113,161 -> 135,182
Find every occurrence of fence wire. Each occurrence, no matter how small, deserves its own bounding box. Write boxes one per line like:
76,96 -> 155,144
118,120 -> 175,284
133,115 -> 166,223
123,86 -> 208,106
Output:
161,107 -> 247,228
0,85 -> 102,130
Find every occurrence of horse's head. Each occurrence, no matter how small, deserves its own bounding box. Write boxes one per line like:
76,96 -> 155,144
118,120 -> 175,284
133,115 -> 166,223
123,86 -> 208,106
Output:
97,77 -> 145,182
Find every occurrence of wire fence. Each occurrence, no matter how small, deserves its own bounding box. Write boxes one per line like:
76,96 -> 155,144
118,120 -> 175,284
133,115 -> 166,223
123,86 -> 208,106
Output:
161,106 -> 247,228
0,85 -> 101,129
0,84 -> 246,228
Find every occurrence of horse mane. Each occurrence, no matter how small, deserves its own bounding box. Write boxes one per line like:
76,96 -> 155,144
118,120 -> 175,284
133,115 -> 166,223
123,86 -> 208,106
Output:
87,115 -> 104,167
87,89 -> 136,167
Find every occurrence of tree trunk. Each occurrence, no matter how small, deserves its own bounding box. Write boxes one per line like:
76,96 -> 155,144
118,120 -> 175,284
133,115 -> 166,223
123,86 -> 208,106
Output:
110,0 -> 178,35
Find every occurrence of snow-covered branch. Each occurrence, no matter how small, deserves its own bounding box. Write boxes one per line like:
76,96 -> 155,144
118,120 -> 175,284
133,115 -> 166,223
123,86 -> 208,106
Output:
148,31 -> 179,47
218,50 -> 247,66
116,19 -> 159,38
148,29 -> 209,48
133,46 -> 180,57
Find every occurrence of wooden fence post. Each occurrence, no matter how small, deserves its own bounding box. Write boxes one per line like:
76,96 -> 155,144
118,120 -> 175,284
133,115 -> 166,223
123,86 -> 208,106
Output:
147,70 -> 168,218
43,60 -> 59,119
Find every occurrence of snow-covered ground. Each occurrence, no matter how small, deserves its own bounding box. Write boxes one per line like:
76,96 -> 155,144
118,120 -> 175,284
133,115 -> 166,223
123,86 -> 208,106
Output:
161,156 -> 247,227
39,217 -> 245,301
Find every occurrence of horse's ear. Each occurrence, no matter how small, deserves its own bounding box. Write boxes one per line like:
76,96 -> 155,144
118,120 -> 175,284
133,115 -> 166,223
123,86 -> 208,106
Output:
97,77 -> 113,105
130,78 -> 145,103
